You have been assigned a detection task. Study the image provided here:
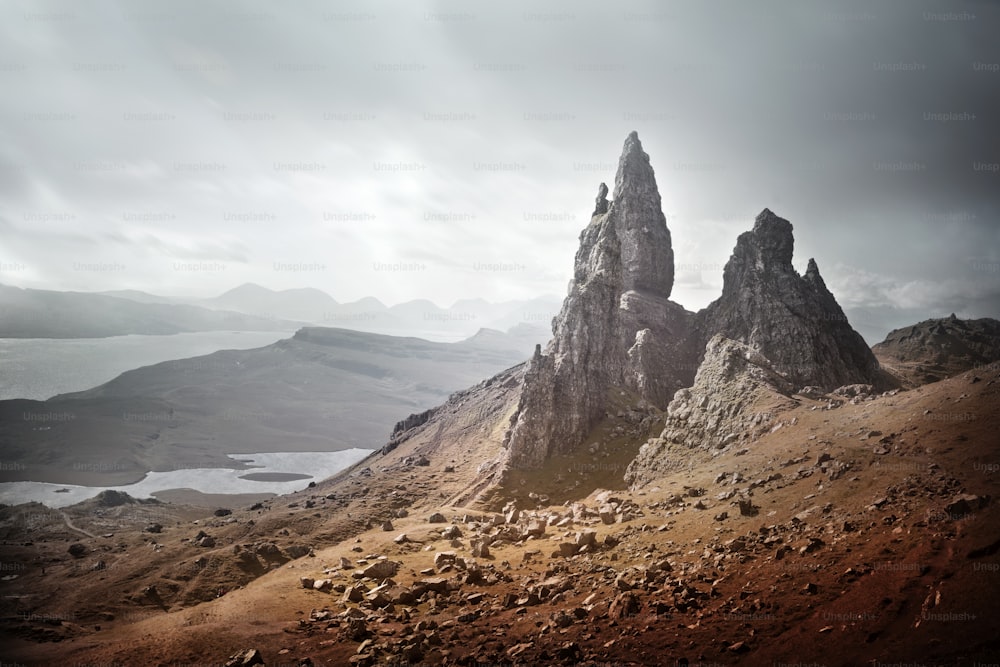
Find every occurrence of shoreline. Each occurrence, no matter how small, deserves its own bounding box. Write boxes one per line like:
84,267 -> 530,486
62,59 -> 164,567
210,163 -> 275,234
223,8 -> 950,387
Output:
0,449 -> 372,509
151,488 -> 277,507
0,447 -> 369,488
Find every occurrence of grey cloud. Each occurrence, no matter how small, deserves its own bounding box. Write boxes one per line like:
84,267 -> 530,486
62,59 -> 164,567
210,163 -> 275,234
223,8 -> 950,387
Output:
0,0 -> 997,339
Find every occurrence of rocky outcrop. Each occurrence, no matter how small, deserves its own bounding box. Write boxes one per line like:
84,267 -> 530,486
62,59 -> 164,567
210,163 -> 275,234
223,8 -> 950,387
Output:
625,335 -> 798,487
696,209 -> 883,392
382,408 -> 436,454
504,136 -> 884,472
504,132 -> 698,468
625,211 -> 887,487
504,137 -> 886,475
873,315 -> 1000,387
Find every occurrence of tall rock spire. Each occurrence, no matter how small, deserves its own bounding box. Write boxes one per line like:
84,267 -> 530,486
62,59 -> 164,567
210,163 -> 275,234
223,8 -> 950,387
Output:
505,132 -> 696,468
612,131 -> 675,297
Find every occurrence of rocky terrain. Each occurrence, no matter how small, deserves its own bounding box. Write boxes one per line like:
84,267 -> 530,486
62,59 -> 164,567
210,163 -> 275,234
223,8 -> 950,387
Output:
874,315 -> 1000,388
0,132 -> 997,665
1,365 -> 998,666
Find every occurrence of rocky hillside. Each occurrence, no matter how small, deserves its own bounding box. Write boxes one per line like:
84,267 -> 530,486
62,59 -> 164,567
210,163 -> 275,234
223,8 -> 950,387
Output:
624,334 -> 800,488
873,315 -> 1000,387
2,131 -> 997,666
3,366 -> 998,666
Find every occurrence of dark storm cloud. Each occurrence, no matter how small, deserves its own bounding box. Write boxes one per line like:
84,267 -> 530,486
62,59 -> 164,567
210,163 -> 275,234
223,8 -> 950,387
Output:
0,0 -> 996,339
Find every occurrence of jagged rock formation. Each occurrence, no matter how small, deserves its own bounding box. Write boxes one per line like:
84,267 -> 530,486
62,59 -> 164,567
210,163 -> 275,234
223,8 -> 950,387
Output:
873,315 -> 1000,387
696,209 -> 883,392
504,132 -> 698,468
624,212 -> 888,486
623,211 -> 894,487
503,133 -> 883,472
382,408 -> 436,454
624,335 -> 798,487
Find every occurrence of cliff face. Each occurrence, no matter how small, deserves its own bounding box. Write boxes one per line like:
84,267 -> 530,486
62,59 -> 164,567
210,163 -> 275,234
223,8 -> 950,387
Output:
696,209 -> 883,391
503,133 -> 885,472
624,334 -> 799,487
504,132 -> 698,468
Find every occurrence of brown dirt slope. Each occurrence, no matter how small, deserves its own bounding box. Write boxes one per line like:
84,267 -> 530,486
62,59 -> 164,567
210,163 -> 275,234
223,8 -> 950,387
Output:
1,364 -> 998,665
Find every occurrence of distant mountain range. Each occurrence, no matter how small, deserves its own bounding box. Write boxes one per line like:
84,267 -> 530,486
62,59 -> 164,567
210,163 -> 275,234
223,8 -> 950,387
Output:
0,282 -> 562,341
0,284 -> 299,338
193,283 -> 561,338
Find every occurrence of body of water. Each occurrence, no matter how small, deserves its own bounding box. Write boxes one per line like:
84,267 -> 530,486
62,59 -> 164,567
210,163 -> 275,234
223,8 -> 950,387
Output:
0,450 -> 372,508
0,331 -> 292,400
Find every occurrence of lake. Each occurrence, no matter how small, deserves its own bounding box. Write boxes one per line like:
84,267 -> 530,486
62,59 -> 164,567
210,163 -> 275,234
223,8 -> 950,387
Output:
0,450 -> 372,508
0,331 -> 293,400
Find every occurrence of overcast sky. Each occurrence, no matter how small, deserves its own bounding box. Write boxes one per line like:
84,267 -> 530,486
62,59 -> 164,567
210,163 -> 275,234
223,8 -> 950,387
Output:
1,0 -> 998,341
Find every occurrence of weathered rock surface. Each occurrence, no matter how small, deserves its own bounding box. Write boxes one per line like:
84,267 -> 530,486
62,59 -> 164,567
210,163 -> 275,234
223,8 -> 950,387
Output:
378,133 -> 888,491
505,131 -> 698,468
625,335 -> 798,487
696,209 -> 883,392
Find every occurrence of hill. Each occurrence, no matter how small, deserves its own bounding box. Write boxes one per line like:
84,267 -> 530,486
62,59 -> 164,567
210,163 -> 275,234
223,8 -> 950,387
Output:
873,315 -> 1000,387
0,326 -> 537,487
1,364 -> 997,665
0,284 -> 300,338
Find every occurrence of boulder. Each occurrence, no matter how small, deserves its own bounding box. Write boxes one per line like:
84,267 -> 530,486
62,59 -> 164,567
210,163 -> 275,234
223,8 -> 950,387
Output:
574,530 -> 597,549
434,551 -> 457,568
945,494 -> 990,518
224,649 -> 265,667
525,519 -> 547,538
558,542 -> 579,557
609,591 -> 641,619
362,560 -> 400,580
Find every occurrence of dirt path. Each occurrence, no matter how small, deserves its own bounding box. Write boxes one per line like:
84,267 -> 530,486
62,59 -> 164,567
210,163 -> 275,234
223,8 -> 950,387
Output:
58,510 -> 98,539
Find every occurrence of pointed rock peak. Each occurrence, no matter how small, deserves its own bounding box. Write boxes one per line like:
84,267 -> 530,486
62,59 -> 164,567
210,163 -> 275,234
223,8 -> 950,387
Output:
593,182 -> 609,216
624,130 -> 642,153
743,208 -> 794,268
613,131 -> 656,200
604,131 -> 674,296
756,207 -> 776,221
804,257 -> 828,290
753,207 -> 791,233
